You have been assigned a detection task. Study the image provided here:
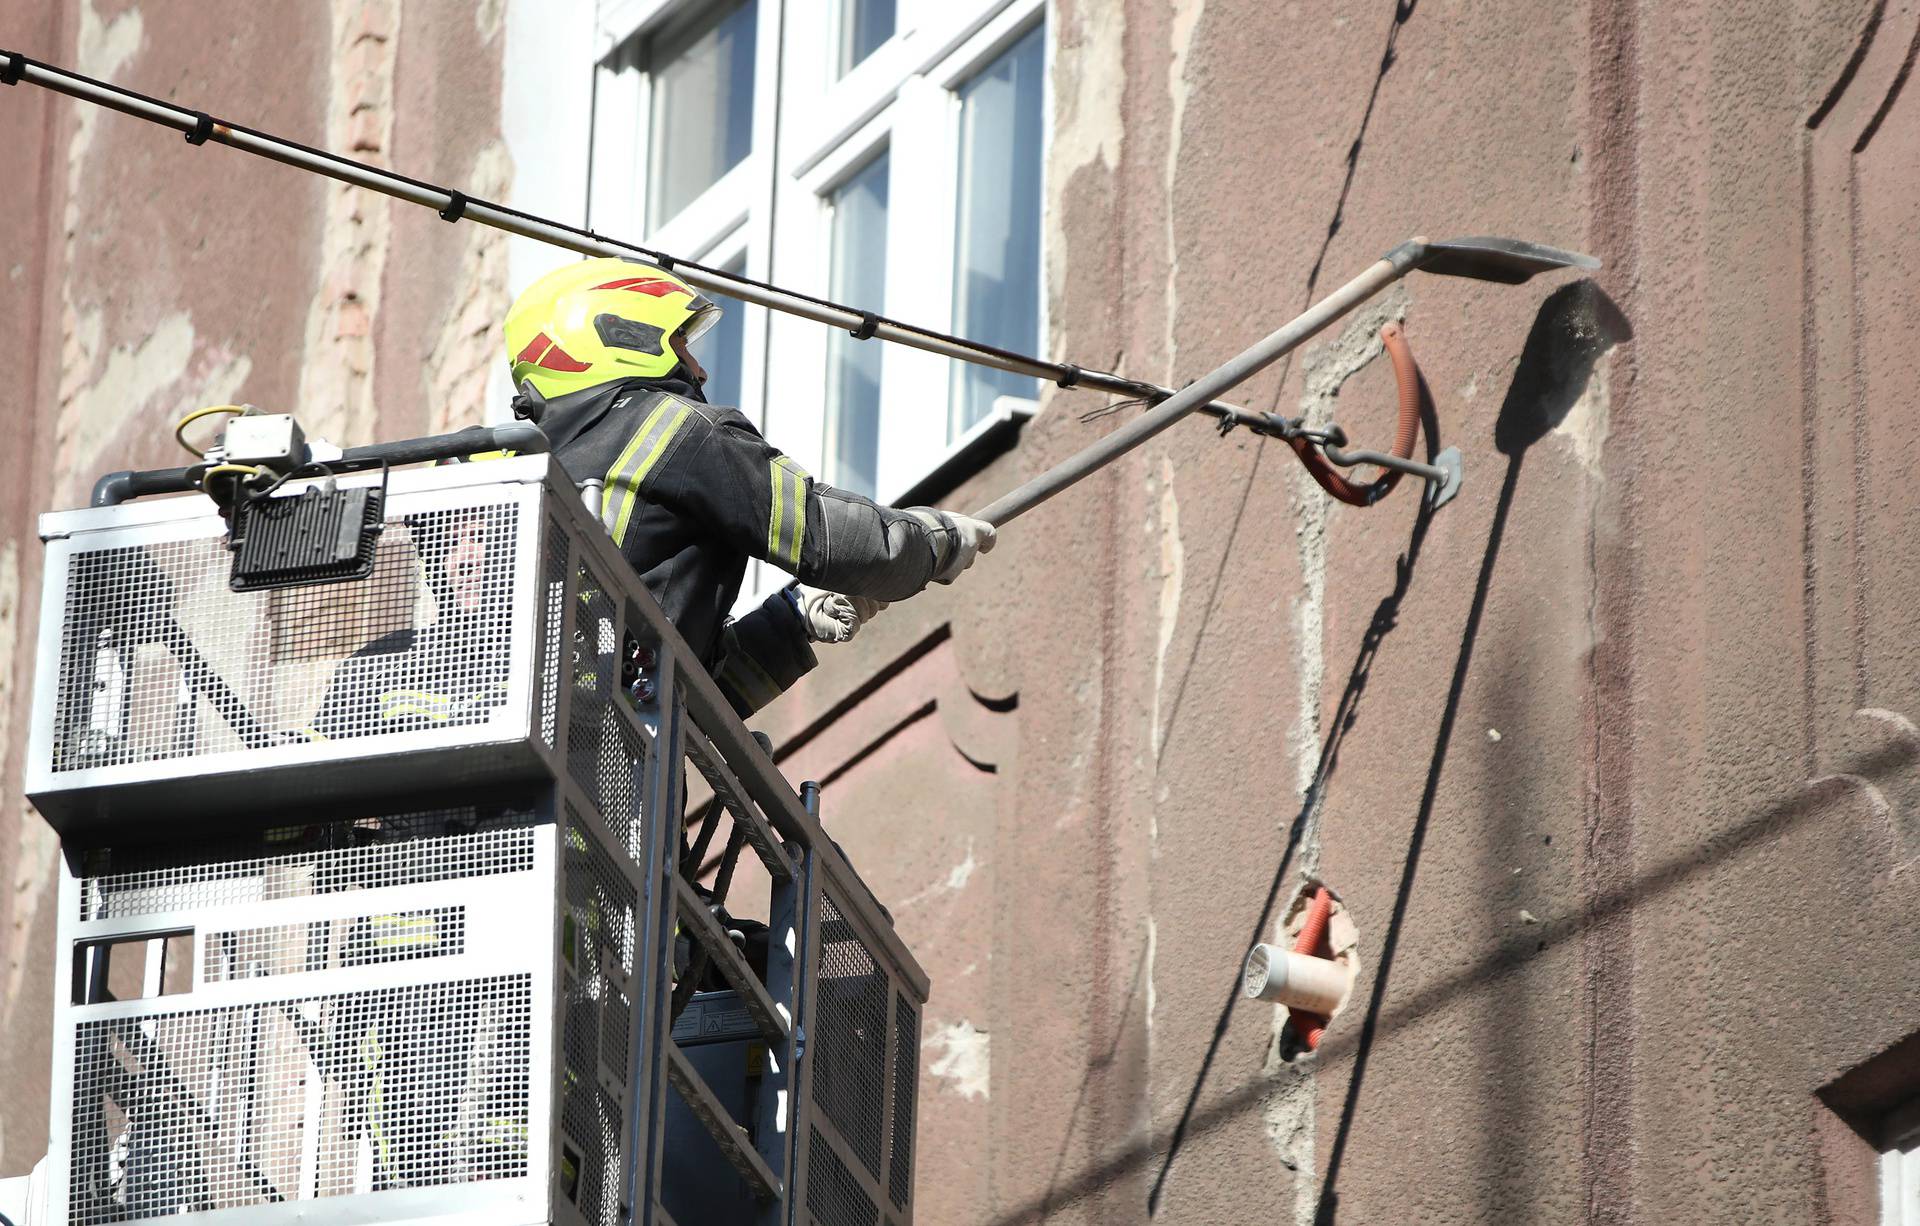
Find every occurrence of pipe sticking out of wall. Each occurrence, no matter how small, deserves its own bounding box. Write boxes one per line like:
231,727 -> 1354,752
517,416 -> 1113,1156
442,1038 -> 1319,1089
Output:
1244,944 -> 1349,1016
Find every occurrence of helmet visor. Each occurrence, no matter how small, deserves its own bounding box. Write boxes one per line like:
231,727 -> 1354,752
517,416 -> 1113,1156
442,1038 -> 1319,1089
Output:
678,296 -> 721,345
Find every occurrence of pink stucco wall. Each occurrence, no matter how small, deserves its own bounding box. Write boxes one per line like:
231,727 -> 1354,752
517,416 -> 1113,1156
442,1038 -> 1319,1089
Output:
3,1 -> 1918,1222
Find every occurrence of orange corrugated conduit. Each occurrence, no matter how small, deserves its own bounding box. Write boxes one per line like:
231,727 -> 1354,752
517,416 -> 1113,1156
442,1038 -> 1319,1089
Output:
1290,885 -> 1336,1050
1287,321 -> 1424,507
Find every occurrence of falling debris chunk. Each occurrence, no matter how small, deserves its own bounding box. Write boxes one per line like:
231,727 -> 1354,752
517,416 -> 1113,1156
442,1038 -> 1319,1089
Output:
1487,728 -> 1503,742
1519,909 -> 1540,925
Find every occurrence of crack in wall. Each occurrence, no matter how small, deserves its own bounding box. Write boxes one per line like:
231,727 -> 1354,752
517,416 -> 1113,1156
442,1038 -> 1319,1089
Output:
1258,291 -> 1408,1224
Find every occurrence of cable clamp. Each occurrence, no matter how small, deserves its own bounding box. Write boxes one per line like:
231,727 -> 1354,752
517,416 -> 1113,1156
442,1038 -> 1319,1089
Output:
654,253 -> 677,271
438,190 -> 467,223
850,311 -> 879,341
0,52 -> 27,86
1056,363 -> 1081,389
184,111 -> 214,145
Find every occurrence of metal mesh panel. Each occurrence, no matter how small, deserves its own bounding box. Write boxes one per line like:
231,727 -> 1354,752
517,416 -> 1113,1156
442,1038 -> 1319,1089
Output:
564,561 -> 651,866
560,812 -> 638,1226
67,974 -> 532,1223
566,563 -> 617,806
79,806 -> 537,922
203,907 -> 466,982
50,502 -> 519,774
539,518 -> 569,748
806,1127 -> 878,1226
887,994 -> 917,1211
811,893 -> 889,1181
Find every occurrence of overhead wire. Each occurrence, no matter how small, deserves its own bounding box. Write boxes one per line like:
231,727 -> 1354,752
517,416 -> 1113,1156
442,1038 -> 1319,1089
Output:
0,47 -> 1279,435
3,47 -> 1443,511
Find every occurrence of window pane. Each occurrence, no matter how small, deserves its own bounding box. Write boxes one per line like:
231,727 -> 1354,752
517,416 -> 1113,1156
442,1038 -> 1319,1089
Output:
648,0 -> 758,229
695,258 -> 748,409
825,152 -> 890,497
950,22 -> 1045,438
839,0 -> 896,76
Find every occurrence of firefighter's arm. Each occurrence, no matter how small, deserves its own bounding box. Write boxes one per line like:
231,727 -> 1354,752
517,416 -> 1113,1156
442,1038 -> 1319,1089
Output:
712,589 -> 817,717
636,405 -> 991,600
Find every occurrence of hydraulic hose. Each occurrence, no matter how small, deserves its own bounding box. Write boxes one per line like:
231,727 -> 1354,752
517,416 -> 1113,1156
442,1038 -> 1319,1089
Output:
1287,322 -> 1423,507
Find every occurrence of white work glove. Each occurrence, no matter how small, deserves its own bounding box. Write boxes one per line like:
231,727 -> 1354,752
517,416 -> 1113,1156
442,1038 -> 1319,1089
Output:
931,512 -> 996,584
793,585 -> 888,645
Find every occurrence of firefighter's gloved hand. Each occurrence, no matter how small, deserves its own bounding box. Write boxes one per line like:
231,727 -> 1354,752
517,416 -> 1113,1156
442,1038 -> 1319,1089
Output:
924,511 -> 997,584
793,584 -> 888,644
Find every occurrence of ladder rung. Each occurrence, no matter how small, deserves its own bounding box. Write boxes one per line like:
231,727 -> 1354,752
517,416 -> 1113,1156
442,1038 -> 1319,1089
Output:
666,1040 -> 783,1202
683,728 -> 795,881
674,875 -> 789,1044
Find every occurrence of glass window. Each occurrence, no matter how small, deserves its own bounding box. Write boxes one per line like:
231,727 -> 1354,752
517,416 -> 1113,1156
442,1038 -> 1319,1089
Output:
949,22 -> 1045,438
838,0 -> 896,77
695,258 -> 748,409
824,151 -> 890,497
647,0 -> 758,229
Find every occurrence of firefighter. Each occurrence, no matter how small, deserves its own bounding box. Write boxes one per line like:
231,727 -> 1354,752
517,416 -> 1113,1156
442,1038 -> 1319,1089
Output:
503,258 -> 997,715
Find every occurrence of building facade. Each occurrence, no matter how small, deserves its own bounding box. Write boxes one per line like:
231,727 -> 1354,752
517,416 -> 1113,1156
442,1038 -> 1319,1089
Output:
2,0 -> 1918,1222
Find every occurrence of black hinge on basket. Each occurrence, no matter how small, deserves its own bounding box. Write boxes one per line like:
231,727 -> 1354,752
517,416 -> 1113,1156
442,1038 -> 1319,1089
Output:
227,477 -> 386,592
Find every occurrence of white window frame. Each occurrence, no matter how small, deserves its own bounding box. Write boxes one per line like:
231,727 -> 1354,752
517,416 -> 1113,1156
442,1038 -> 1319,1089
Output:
767,0 -> 1049,504
1884,1099 -> 1920,1225
589,0 -> 783,429
579,0 -> 1048,611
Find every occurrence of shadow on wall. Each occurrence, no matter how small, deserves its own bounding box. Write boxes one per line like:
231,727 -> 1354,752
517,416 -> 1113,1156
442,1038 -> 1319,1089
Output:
985,281 -> 1634,1225
1312,278 -> 1629,1223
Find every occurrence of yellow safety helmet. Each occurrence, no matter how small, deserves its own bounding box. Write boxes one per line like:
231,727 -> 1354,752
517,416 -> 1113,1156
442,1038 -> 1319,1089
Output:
503,257 -> 721,398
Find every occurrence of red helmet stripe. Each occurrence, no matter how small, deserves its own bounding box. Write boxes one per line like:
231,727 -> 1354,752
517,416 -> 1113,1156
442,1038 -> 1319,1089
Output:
537,341 -> 592,373
591,277 -> 683,297
515,332 -> 555,366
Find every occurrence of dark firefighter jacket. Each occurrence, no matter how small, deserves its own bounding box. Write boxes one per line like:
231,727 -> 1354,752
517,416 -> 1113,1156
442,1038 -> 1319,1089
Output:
527,370 -> 967,716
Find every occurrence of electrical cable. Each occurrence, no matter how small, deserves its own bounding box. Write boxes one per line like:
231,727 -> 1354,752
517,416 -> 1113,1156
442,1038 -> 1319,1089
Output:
198,462 -> 264,494
0,47 -> 1277,434
174,403 -> 249,458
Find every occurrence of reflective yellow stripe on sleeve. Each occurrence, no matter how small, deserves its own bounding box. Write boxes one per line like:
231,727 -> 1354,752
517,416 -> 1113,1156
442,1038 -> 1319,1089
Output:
603,399 -> 694,546
766,455 -> 808,568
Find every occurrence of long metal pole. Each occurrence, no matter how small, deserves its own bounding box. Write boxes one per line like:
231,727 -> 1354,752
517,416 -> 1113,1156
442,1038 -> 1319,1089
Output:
971,244 -> 1426,525
0,49 -> 1274,428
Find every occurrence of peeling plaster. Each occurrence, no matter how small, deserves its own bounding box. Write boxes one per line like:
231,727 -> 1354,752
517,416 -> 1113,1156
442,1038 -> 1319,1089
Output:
298,0 -> 401,447
476,0 -> 506,43
896,839 -> 982,911
426,140 -> 514,431
56,0 -> 145,492
1553,358 -> 1610,476
1263,295 -> 1409,1212
1286,292 -> 1414,849
945,839 -> 979,891
926,1020 -> 990,1101
1162,0 -> 1205,378
66,0 -> 143,243
1051,4 -> 1125,177
1144,915 -> 1158,1035
1046,0 -> 1125,328
1151,457 -> 1185,760
53,304 -> 254,484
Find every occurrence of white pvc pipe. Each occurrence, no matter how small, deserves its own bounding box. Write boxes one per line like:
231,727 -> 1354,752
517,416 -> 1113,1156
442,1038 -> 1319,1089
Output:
1242,944 -> 1349,1015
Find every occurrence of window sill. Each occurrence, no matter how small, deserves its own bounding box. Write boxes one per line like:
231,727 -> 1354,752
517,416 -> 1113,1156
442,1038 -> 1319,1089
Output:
885,395 -> 1036,508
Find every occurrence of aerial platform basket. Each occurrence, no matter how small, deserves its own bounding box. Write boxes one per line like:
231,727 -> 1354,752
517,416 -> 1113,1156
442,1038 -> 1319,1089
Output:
29,455 -> 928,1226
